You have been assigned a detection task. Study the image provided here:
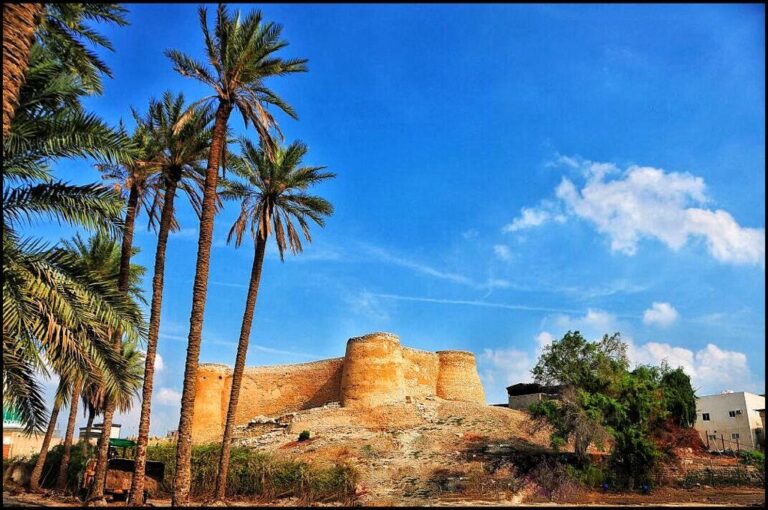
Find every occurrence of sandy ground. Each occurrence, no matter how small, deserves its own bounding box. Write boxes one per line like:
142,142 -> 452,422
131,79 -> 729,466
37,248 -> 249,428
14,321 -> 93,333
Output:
4,399 -> 764,507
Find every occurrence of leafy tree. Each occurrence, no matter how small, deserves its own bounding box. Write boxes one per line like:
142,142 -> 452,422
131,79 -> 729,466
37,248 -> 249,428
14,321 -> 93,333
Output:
659,364 -> 697,428
529,331 -> 694,489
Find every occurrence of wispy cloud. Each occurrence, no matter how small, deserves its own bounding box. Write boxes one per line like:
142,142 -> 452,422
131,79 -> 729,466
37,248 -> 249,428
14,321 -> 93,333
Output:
360,244 -> 474,286
371,292 -> 585,315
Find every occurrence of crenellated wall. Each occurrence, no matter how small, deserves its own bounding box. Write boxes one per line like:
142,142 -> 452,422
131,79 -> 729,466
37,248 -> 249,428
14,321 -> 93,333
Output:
190,332 -> 485,443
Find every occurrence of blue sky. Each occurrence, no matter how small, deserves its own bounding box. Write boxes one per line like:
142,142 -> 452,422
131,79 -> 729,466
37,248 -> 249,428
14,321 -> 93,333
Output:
36,4 -> 764,437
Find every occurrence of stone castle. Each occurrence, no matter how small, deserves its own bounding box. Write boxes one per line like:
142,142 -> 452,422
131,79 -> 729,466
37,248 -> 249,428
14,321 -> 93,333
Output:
191,332 -> 486,443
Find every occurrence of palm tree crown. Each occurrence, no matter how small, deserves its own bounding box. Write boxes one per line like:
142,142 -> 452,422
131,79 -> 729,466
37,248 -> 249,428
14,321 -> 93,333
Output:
222,138 -> 335,258
165,4 -> 307,156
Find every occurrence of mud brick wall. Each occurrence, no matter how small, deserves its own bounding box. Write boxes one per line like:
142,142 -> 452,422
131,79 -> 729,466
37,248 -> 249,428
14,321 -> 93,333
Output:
190,332 -> 486,443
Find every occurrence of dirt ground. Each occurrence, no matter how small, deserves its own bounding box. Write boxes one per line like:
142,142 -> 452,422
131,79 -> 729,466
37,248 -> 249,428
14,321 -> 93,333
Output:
4,398 -> 765,507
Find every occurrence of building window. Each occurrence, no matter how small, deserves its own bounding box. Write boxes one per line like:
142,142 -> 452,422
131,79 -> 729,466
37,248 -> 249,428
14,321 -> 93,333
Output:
729,410 -> 737,417
731,433 -> 740,440
708,434 -> 717,440
702,413 -> 710,421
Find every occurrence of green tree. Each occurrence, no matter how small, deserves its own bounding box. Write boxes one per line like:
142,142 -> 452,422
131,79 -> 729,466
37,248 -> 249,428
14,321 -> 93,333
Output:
659,364 -> 697,428
3,44 -> 144,434
213,139 -> 334,501
128,92 -> 212,505
165,5 -> 307,504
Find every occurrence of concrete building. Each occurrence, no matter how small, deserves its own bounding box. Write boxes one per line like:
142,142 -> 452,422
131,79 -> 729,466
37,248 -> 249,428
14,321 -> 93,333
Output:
694,391 -> 765,452
3,407 -> 61,459
78,422 -> 122,445
506,383 -> 562,410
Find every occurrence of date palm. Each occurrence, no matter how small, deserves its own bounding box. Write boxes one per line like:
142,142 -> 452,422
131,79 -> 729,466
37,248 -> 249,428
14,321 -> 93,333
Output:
213,139 -> 333,500
2,3 -> 127,138
30,232 -> 145,492
53,233 -> 145,492
165,4 -> 307,503
2,3 -> 44,137
3,45 -> 143,433
128,92 -> 213,505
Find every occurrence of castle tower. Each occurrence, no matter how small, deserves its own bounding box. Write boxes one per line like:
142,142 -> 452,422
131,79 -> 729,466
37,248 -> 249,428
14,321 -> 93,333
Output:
436,350 -> 485,404
340,332 -> 406,407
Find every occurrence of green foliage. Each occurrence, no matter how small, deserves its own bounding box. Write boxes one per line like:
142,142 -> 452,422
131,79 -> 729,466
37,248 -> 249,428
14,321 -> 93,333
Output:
3,38 -> 140,433
739,449 -> 765,468
532,331 -> 628,394
659,364 -> 697,427
298,430 -> 311,442
145,443 -> 357,502
529,331 -> 698,489
28,443 -> 89,493
565,463 -> 605,488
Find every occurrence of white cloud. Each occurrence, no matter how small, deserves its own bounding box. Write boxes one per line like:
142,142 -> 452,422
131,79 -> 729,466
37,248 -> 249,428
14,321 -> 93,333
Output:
154,353 -> 164,372
493,244 -> 513,261
627,340 -> 759,395
503,207 -> 552,232
462,229 -> 479,239
536,331 -> 555,353
643,302 -> 679,327
553,308 -> 616,332
551,161 -> 764,265
156,388 -> 182,405
478,347 -> 534,402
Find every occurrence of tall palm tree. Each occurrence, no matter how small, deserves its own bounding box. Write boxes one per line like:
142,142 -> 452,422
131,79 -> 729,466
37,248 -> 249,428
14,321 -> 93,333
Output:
2,3 -> 44,137
3,43 -> 142,434
2,3 -> 127,138
213,139 -> 333,500
165,4 -> 307,504
54,233 -> 146,492
128,92 -> 212,505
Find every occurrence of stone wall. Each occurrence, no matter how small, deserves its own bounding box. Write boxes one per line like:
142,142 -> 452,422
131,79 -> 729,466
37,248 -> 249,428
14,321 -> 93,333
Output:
191,358 -> 344,443
190,332 -> 486,443
436,350 -> 486,403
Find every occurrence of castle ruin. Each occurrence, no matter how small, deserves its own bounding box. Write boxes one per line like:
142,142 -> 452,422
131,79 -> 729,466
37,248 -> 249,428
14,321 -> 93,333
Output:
190,332 -> 486,443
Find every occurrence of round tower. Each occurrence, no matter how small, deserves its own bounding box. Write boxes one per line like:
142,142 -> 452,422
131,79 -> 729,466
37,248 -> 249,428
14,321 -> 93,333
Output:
436,350 -> 485,404
340,332 -> 406,407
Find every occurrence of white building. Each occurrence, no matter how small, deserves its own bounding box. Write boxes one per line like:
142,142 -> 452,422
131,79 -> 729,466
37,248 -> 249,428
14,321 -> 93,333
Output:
694,391 -> 765,452
78,422 -> 122,444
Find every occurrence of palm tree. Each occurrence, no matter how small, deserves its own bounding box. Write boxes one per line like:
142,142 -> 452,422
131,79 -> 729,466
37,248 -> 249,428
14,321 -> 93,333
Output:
2,3 -> 127,138
56,376 -> 82,491
54,233 -> 146,492
29,378 -> 66,492
213,139 -> 333,500
2,3 -> 44,137
165,4 -> 307,504
3,43 -> 143,434
128,92 -> 212,505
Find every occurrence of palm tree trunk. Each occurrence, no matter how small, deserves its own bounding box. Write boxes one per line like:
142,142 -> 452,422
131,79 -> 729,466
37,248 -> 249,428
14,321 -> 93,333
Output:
55,382 -> 81,491
2,3 -> 44,138
214,234 -> 267,500
81,407 -> 95,458
173,100 -> 233,506
128,177 -> 178,506
29,382 -> 63,492
88,183 -> 140,501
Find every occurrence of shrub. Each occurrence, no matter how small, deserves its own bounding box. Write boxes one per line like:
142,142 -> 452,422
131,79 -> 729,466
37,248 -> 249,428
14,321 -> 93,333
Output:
145,443 -> 357,503
298,431 -> 310,442
528,457 -> 580,502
